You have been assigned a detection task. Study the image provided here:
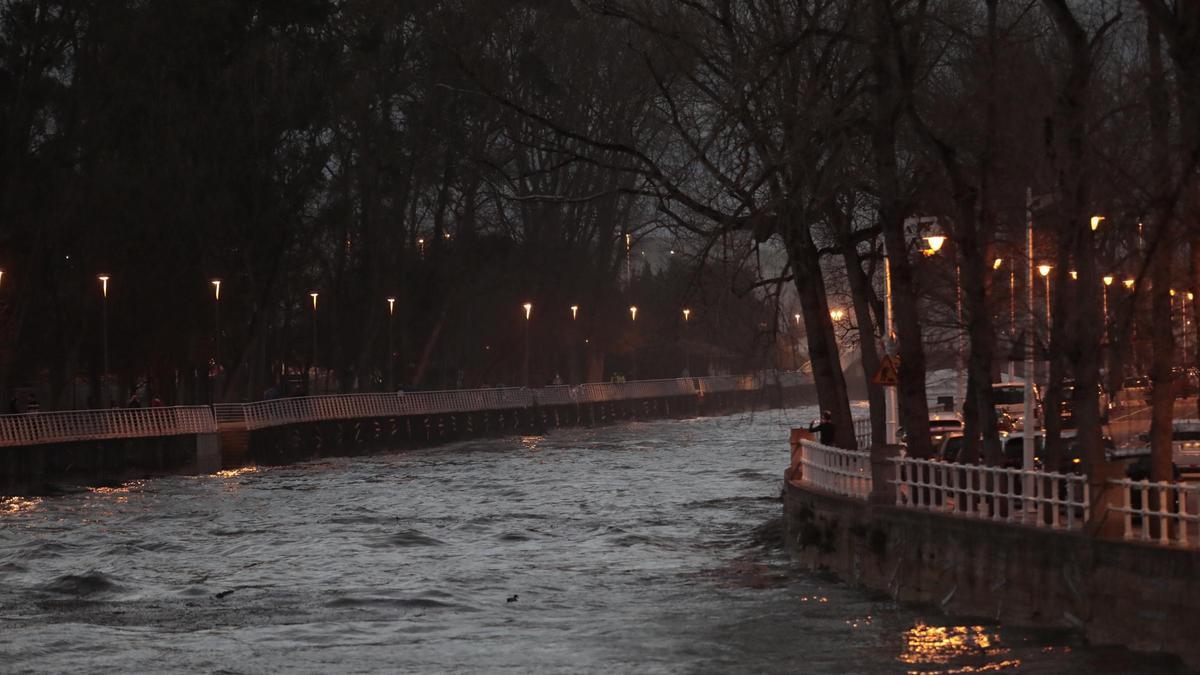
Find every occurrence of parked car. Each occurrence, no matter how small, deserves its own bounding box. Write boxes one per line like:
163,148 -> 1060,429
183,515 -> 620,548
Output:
1001,431 -> 1044,469
1114,376 -> 1152,407
1058,381 -> 1112,427
992,382 -> 1040,429
899,411 -> 964,449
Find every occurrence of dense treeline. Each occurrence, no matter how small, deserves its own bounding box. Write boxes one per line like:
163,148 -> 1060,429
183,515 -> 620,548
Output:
0,0 -> 778,409
4,0 -> 1200,488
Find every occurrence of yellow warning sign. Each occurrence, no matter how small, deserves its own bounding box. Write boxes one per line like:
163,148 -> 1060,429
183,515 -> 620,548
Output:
872,355 -> 900,386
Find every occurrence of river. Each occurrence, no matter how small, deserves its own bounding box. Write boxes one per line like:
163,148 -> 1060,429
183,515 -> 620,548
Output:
0,408 -> 1182,673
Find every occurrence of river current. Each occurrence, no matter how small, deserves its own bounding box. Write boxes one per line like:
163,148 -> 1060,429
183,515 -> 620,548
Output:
0,408 -> 1182,673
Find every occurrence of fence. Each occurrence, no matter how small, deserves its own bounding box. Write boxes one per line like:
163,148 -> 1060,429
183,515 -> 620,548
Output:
0,407 -> 217,447
854,418 -> 872,449
796,439 -> 873,499
1111,479 -> 1200,548
891,457 -> 1089,530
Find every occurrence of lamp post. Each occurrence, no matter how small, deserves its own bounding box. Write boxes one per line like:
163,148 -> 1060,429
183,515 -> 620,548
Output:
629,305 -> 638,379
924,235 -> 963,406
387,297 -> 396,391
310,292 -> 319,392
682,308 -> 691,375
211,279 -> 222,402
98,275 -> 110,406
522,302 -> 532,387
1038,264 -> 1052,387
995,258 -> 1017,379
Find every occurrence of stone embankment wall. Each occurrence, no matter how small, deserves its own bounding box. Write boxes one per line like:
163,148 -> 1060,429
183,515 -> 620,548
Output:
1,433 -> 220,494
783,481 -> 1200,668
3,382 -> 815,493
243,386 -> 805,467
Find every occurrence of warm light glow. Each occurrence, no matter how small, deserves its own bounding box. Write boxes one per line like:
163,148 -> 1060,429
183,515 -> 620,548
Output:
830,308 -> 845,321
98,274 -> 110,298
625,233 -> 632,249
310,292 -> 318,310
211,278 -> 222,301
993,258 -> 1002,270
523,302 -> 532,320
0,269 -> 4,287
387,297 -> 396,315
417,238 -> 425,245
629,305 -> 638,321
570,304 -> 579,320
1069,270 -> 1078,280
1190,292 -> 1196,301
1090,215 -> 1105,231
1037,264 -> 1052,277
682,308 -> 690,321
1171,289 -> 1177,297
443,232 -> 451,240
925,235 -> 947,253
1124,279 -> 1135,289
794,313 -> 801,325
1103,275 -> 1114,286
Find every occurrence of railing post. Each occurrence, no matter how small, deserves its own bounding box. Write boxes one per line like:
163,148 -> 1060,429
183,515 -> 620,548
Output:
870,443 -> 900,505
787,429 -> 811,483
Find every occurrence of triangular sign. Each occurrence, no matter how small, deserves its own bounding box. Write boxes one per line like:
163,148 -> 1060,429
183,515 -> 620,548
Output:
872,355 -> 900,386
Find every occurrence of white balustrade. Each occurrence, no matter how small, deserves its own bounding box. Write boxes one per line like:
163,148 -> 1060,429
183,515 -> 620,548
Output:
892,457 -> 1089,530
0,407 -> 216,447
797,439 -> 873,499
1111,479 -> 1200,548
853,418 -> 872,449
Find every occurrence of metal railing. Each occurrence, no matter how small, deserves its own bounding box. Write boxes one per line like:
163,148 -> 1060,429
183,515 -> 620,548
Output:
892,457 -> 1089,531
0,407 -> 217,447
797,439 -> 872,499
853,418 -> 872,449
1111,479 -> 1200,548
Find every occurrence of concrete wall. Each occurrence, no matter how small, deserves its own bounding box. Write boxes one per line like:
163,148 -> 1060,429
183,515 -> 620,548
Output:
1,432 -> 220,495
783,481 -> 1200,668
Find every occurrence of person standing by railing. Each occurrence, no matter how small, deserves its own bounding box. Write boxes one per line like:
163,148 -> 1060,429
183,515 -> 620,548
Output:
809,410 -> 835,446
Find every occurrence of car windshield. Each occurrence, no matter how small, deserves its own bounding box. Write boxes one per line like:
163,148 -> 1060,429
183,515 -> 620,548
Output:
930,419 -> 962,430
992,387 -> 1024,404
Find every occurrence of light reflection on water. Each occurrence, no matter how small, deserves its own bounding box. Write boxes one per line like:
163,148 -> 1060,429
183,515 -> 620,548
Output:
0,411 -> 1185,673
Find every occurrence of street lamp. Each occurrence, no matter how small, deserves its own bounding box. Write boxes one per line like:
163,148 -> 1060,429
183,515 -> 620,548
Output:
1090,215 -> 1105,231
1103,275 -> 1114,339
522,302 -> 532,387
310,292 -> 319,391
924,235 -> 946,255
211,279 -> 222,401
924,235 -> 961,405
386,297 -> 396,391
570,305 -> 578,320
629,305 -> 638,379
98,275 -> 110,406
1124,278 -> 1135,289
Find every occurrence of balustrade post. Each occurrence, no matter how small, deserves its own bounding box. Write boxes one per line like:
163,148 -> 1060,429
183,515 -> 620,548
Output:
869,443 -> 900,505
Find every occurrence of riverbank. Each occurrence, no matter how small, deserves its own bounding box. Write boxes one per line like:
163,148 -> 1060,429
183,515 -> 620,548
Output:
782,478 -> 1199,668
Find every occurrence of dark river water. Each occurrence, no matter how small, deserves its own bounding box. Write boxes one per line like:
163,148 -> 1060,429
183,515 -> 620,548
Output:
0,409 -> 1183,673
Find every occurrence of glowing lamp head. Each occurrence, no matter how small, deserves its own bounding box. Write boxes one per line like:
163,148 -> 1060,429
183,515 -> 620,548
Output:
1090,215 -> 1105,231
387,297 -> 396,315
1124,279 -> 1135,289
682,308 -> 690,321
1037,264 -> 1052,278
794,313 -> 801,325
523,302 -> 532,320
1103,275 -> 1114,286
310,292 -> 318,310
993,258 -> 1002,270
1171,289 -> 1177,297
211,278 -> 222,301
830,309 -> 845,321
924,235 -> 946,254
98,274 -> 110,298
1070,270 -> 1078,280
629,306 -> 638,321
1190,292 -> 1195,301
570,304 -> 579,320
